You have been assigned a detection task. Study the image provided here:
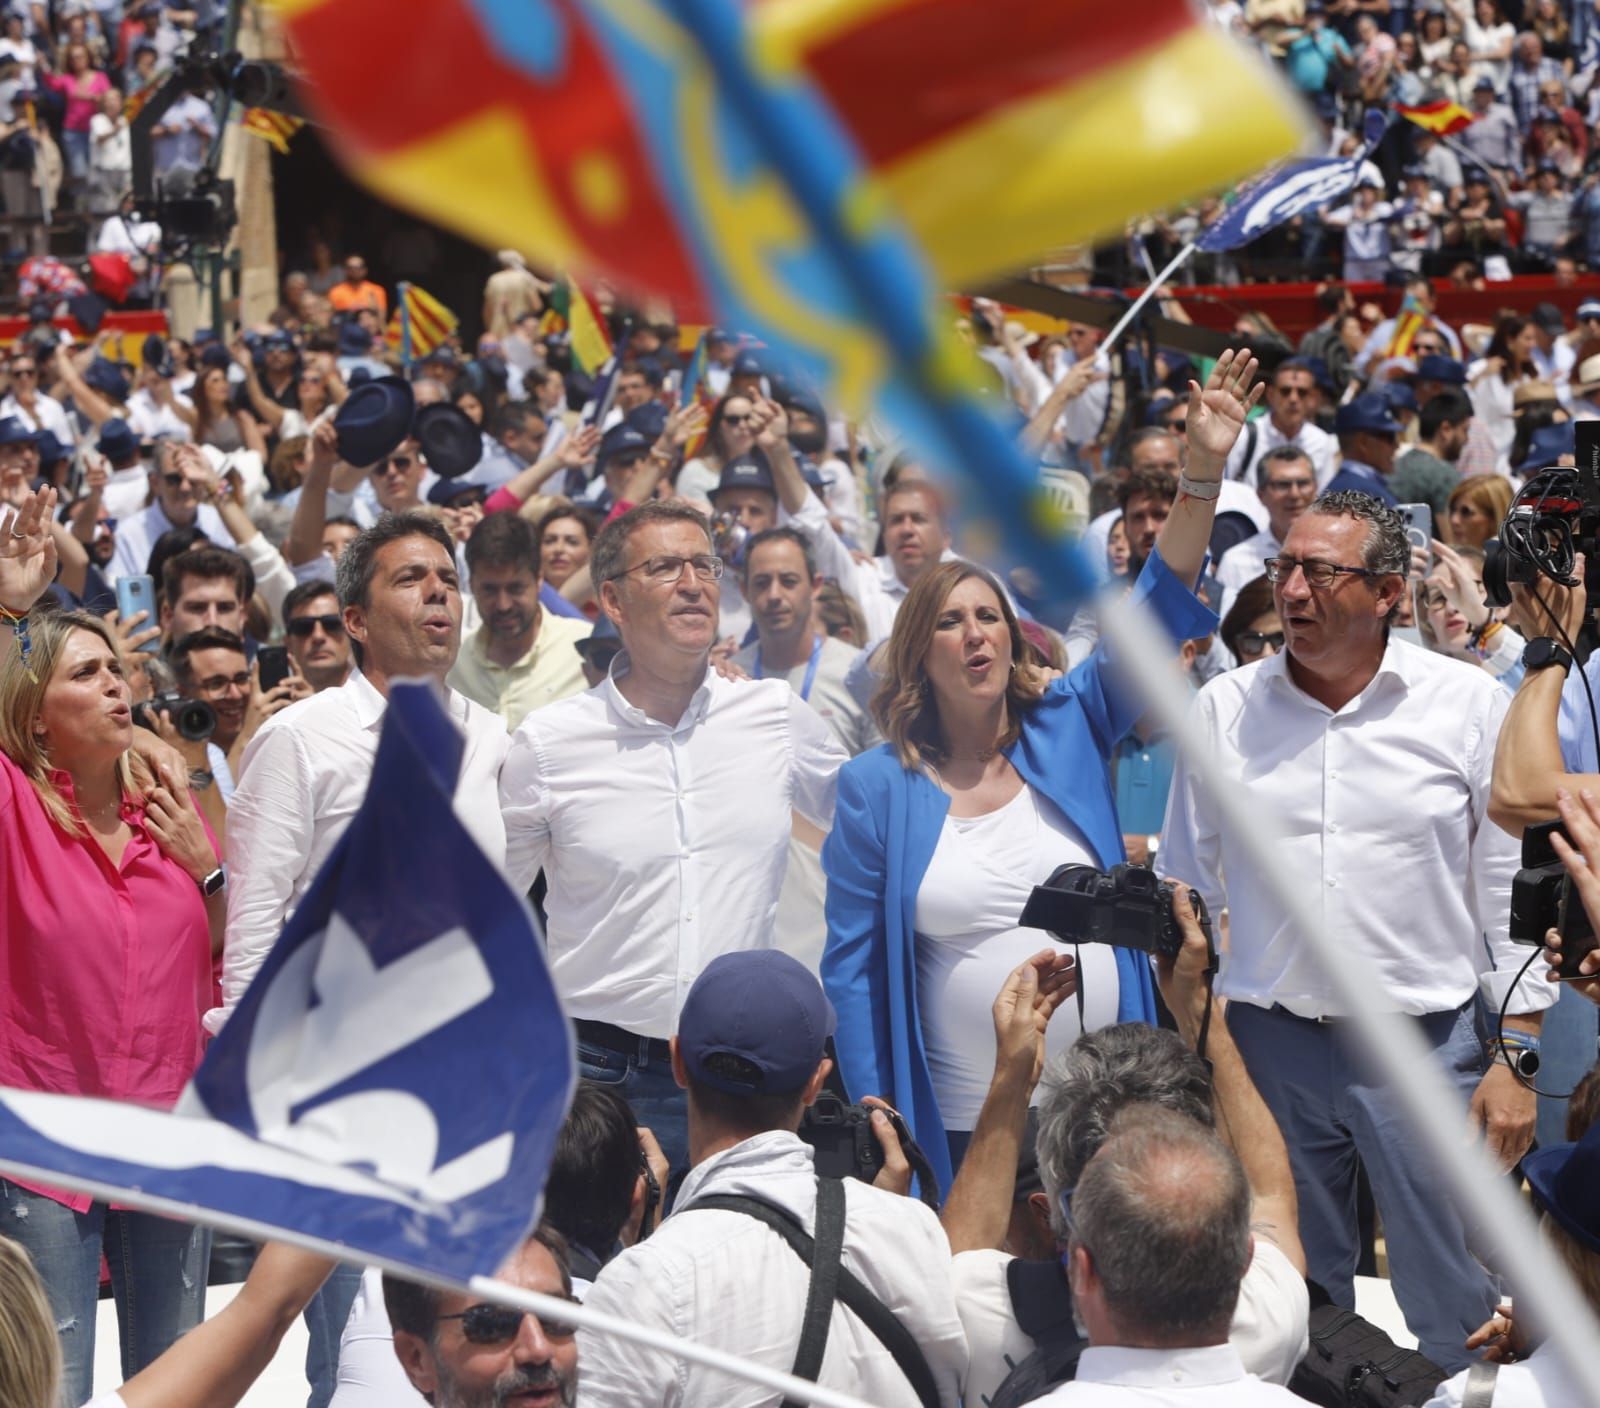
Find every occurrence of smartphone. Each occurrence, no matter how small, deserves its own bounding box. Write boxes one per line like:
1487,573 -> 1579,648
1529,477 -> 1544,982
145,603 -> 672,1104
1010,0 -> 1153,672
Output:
1399,504 -> 1433,576
114,574 -> 159,654
257,645 -> 291,693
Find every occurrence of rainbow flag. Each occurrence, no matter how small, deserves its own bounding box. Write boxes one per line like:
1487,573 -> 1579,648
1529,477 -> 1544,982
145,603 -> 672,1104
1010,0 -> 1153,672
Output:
384,282 -> 457,359
239,107 -> 305,155
1396,100 -> 1475,137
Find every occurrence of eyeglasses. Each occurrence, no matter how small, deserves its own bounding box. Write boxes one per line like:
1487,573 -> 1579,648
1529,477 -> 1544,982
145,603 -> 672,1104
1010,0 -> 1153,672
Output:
1261,479 -> 1315,495
609,553 -> 724,585
195,671 -> 251,696
437,1302 -> 578,1345
286,613 -> 344,638
1263,556 -> 1382,588
1237,629 -> 1286,656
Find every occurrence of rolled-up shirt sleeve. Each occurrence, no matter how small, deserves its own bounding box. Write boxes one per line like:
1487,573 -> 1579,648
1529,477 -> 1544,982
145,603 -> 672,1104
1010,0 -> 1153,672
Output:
498,723 -> 555,894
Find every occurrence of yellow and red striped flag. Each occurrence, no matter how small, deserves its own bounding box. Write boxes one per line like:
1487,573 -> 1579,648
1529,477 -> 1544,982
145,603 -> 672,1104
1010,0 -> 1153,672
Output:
563,277 -> 613,376
1384,292 -> 1428,359
239,107 -> 305,156
385,283 -> 458,359
1396,100 -> 1475,137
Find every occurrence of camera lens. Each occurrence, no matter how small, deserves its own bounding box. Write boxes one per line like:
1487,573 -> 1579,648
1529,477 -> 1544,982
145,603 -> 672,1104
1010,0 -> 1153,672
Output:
1481,538 -> 1514,609
175,699 -> 217,742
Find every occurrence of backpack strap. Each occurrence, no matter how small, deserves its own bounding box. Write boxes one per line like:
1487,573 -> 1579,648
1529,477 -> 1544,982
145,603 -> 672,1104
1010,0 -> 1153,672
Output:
788,1175 -> 846,1400
1460,1360 -> 1500,1408
686,1185 -> 942,1408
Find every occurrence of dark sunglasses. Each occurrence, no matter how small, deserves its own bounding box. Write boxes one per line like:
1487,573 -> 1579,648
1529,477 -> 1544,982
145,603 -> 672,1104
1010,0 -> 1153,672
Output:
438,1301 -> 578,1345
375,455 -> 416,474
161,472 -> 188,489
286,613 -> 344,638
721,413 -> 751,426
10,364 -> 36,376
1238,629 -> 1286,655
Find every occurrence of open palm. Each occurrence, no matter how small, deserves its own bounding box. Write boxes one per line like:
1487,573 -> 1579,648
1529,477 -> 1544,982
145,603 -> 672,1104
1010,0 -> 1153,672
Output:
0,487 -> 58,613
1186,348 -> 1262,466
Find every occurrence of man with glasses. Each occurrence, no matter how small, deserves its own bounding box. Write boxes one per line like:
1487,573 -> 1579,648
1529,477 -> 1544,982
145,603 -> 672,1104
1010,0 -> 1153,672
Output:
1,349 -> 73,446
283,580 -> 351,693
107,439 -> 236,583
500,502 -> 847,1174
1214,446 -> 1316,614
1162,491 -> 1549,1371
1222,357 -> 1336,490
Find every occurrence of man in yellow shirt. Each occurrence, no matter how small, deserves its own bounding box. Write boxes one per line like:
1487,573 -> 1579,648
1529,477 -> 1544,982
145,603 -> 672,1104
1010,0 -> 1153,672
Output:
448,512 -> 590,730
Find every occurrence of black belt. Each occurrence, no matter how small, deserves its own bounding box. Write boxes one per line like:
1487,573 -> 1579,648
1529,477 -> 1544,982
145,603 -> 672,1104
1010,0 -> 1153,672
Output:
575,1019 -> 673,1065
1265,997 -> 1473,1027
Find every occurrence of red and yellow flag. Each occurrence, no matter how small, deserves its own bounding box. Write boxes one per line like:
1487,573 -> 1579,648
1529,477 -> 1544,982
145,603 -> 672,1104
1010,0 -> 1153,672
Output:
1384,292 -> 1428,360
385,283 -> 457,358
1396,100 -> 1475,137
564,278 -> 613,376
239,107 -> 305,155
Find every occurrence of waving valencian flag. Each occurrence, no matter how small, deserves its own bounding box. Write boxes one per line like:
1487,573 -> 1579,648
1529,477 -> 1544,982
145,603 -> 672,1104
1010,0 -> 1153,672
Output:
0,683 -> 574,1285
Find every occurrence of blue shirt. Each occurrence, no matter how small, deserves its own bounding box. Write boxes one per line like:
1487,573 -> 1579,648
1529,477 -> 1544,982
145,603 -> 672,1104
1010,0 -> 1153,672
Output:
1113,729 -> 1178,836
1323,459 -> 1399,507
1284,28 -> 1349,93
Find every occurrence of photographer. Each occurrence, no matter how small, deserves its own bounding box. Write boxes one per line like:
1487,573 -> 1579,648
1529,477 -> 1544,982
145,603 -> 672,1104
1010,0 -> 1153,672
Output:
946,889 -> 1308,1407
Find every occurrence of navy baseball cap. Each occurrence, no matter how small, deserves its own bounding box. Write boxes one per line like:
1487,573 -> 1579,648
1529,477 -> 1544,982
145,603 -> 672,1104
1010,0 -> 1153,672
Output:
1523,1121 -> 1600,1255
678,950 -> 837,1095
714,451 -> 775,498
96,417 -> 138,461
1334,392 -> 1403,436
1578,299 -> 1600,321
425,478 -> 485,507
574,612 -> 621,664
1521,422 -> 1576,470
1416,353 -> 1466,385
597,422 -> 652,469
732,352 -> 763,379
0,416 -> 35,446
1472,76 -> 1495,92
781,386 -> 826,423
1381,380 -> 1417,414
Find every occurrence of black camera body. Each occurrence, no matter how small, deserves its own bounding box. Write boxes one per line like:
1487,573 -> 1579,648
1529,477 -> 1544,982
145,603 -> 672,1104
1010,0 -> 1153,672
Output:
799,1094 -> 890,1183
1019,863 -> 1207,961
132,692 -> 216,743
1510,819 -> 1600,978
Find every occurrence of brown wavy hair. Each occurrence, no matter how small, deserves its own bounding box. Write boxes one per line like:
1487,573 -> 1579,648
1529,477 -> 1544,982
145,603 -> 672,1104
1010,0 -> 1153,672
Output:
873,560 -> 1051,770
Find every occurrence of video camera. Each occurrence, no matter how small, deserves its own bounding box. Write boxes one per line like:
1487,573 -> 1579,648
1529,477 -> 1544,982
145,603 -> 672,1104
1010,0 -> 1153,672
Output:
1018,863 -> 1208,962
1509,819 -> 1600,979
131,692 -> 215,743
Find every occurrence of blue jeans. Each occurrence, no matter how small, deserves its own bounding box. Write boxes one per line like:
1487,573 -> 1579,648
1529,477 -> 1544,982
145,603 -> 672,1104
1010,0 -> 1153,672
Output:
303,1262 -> 364,1408
1227,1001 -> 1499,1372
1,1179 -> 209,1408
62,129 -> 90,184
577,1036 -> 689,1182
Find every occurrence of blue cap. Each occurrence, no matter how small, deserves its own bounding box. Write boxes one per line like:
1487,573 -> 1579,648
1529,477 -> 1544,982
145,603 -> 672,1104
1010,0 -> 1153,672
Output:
1524,1121 -> 1600,1255
678,950 -> 836,1095
333,374 -> 414,468
263,329 -> 296,352
1416,353 -> 1466,385
597,422 -> 652,469
574,612 -> 621,662
426,477 -> 485,506
781,386 -> 825,423
624,401 -> 667,441
96,416 -> 138,461
336,320 -> 372,357
83,356 -> 129,405
732,352 -> 763,379
1334,392 -> 1403,436
0,415 -> 35,447
1381,380 -> 1417,414
1521,422 -> 1576,470
714,450 -> 775,498
34,429 -> 64,466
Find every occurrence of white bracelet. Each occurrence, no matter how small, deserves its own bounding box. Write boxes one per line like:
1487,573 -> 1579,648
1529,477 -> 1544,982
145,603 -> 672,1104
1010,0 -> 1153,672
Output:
1177,474 -> 1222,502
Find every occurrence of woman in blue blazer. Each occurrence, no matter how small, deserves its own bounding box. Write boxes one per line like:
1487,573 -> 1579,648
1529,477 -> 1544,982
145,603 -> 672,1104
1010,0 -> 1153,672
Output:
820,351 -> 1260,1192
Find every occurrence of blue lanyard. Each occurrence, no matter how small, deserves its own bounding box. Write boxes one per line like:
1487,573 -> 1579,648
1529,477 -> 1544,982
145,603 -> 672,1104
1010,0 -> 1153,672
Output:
756,634 -> 823,701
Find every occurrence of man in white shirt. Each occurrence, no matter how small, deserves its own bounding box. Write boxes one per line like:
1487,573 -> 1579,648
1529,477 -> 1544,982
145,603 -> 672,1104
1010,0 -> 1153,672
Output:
1,345 -> 74,445
1045,324 -> 1113,469
1161,491 -> 1555,1370
1213,447 -> 1317,613
1032,1108 -> 1306,1406
108,440 -> 236,582
500,502 -> 847,1174
125,362 -> 195,442
149,90 -> 217,177
578,950 -> 968,1408
1223,358 -> 1337,489
218,513 -> 511,1407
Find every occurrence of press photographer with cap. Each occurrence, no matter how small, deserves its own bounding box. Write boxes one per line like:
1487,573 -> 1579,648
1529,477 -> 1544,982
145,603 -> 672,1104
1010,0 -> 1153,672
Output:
1321,393 -> 1402,508
577,949 -> 968,1408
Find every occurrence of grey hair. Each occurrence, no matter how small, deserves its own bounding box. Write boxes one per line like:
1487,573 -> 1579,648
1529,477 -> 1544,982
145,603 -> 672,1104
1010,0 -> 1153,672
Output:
1035,1023 -> 1213,1241
1258,444 -> 1314,474
1071,1105 -> 1252,1345
589,501 -> 711,592
1305,490 -> 1409,576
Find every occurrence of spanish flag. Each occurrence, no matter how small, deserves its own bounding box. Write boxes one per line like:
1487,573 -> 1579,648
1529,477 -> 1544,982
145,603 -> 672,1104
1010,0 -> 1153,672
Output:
1396,100 -> 1475,137
385,283 -> 457,359
239,107 -> 305,156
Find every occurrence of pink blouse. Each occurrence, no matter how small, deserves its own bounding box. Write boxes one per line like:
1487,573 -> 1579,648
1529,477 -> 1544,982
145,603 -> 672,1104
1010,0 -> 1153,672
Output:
46,69 -> 110,132
0,751 -> 213,1211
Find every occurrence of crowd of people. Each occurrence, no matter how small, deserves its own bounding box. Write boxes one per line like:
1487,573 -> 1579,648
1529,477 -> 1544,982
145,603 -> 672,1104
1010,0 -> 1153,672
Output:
3,26 -> 1600,1393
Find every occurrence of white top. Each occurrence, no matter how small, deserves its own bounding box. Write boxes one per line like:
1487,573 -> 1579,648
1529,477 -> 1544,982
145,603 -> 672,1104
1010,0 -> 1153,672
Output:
106,499 -> 236,583
1466,365 -> 1517,473
210,671 -> 511,1034
500,656 -> 847,1038
89,111 -> 131,173
1223,416 -> 1338,490
0,390 -> 74,445
1213,528 -> 1280,616
1425,1347 -> 1580,1406
84,1397 -> 124,1408
100,464 -> 150,522
914,785 -> 1116,1126
955,1238 -> 1310,1407
579,1131 -> 968,1408
125,386 -> 195,443
1161,639 -> 1553,1019
329,1267 -> 428,1408
1035,1343 -> 1308,1405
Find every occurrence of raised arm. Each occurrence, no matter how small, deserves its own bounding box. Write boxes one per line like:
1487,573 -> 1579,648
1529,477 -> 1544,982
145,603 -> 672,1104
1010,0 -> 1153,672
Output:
51,345 -> 118,427
230,336 -> 287,431
285,420 -> 339,568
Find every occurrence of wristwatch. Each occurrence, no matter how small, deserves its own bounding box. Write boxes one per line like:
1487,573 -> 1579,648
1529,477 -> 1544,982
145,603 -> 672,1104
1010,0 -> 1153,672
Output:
1494,1044 -> 1541,1079
198,866 -> 226,897
1521,638 -> 1573,674
187,768 -> 214,792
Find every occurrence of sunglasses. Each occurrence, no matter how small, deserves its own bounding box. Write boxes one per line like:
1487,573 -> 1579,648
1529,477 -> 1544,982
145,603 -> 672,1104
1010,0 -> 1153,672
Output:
161,472 -> 188,489
1237,629 -> 1286,655
437,1301 -> 578,1345
11,365 -> 35,377
286,613 -> 344,638
375,455 -> 416,474
721,413 -> 751,426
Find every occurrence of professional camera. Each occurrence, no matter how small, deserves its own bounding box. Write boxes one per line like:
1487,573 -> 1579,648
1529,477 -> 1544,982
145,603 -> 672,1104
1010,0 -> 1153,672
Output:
131,692 -> 216,743
1019,863 -> 1207,961
799,1094 -> 938,1204
1509,819 -> 1600,978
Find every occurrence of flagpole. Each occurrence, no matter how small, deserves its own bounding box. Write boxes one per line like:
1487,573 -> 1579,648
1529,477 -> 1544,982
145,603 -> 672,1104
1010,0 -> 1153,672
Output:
1098,241 -> 1196,358
399,281 -> 413,372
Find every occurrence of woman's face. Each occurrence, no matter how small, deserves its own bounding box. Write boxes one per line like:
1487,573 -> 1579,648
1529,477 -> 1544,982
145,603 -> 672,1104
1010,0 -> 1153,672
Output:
923,576 -> 1013,713
67,44 -> 88,73
298,368 -> 327,411
35,630 -> 131,768
718,397 -> 756,457
1512,324 -> 1539,365
456,392 -> 483,425
202,367 -> 228,404
1450,495 -> 1496,547
1476,0 -> 1496,24
1106,519 -> 1130,575
1424,567 -> 1485,652
1233,609 -> 1284,666
539,515 -> 590,589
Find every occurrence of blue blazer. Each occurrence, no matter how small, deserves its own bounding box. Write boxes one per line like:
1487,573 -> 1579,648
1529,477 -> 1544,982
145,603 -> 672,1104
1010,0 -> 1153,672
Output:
820,547 -> 1218,1193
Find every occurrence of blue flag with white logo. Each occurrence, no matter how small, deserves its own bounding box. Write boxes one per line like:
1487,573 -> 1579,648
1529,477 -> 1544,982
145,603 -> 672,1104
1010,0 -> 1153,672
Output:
0,682 -> 573,1285
1197,154 -> 1366,252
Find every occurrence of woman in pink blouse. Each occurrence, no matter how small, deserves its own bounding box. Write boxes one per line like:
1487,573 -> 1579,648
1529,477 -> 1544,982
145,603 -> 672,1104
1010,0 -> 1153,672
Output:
45,42 -> 110,197
0,488 -> 225,1405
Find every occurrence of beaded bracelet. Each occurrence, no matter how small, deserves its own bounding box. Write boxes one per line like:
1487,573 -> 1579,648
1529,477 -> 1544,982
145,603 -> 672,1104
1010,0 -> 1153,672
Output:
0,602 -> 36,682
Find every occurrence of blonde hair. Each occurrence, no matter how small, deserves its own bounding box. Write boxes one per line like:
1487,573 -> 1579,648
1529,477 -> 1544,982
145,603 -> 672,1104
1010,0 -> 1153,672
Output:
873,559 -> 1050,770
0,1235 -> 59,1408
0,607 -> 145,834
1447,475 -> 1514,541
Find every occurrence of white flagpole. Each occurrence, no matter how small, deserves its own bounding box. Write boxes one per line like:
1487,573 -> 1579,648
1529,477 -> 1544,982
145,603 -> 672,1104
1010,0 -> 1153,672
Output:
1098,242 -> 1197,357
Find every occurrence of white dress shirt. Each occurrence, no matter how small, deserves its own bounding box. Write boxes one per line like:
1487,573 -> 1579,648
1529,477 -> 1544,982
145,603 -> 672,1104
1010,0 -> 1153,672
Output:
210,671 -> 510,1034
1035,1343 -> 1307,1405
1224,416 -> 1338,489
125,387 -> 194,443
0,391 -> 74,445
954,1240 -> 1309,1408
1425,1347 -> 1579,1406
500,657 -> 847,1038
579,1130 -> 968,1408
1161,639 -> 1554,1019
106,499 -> 235,583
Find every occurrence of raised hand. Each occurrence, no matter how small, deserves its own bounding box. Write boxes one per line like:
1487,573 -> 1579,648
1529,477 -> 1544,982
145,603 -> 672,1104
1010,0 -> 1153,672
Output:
1185,348 -> 1263,476
747,395 -> 789,450
0,486 -> 59,613
559,424 -> 601,470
